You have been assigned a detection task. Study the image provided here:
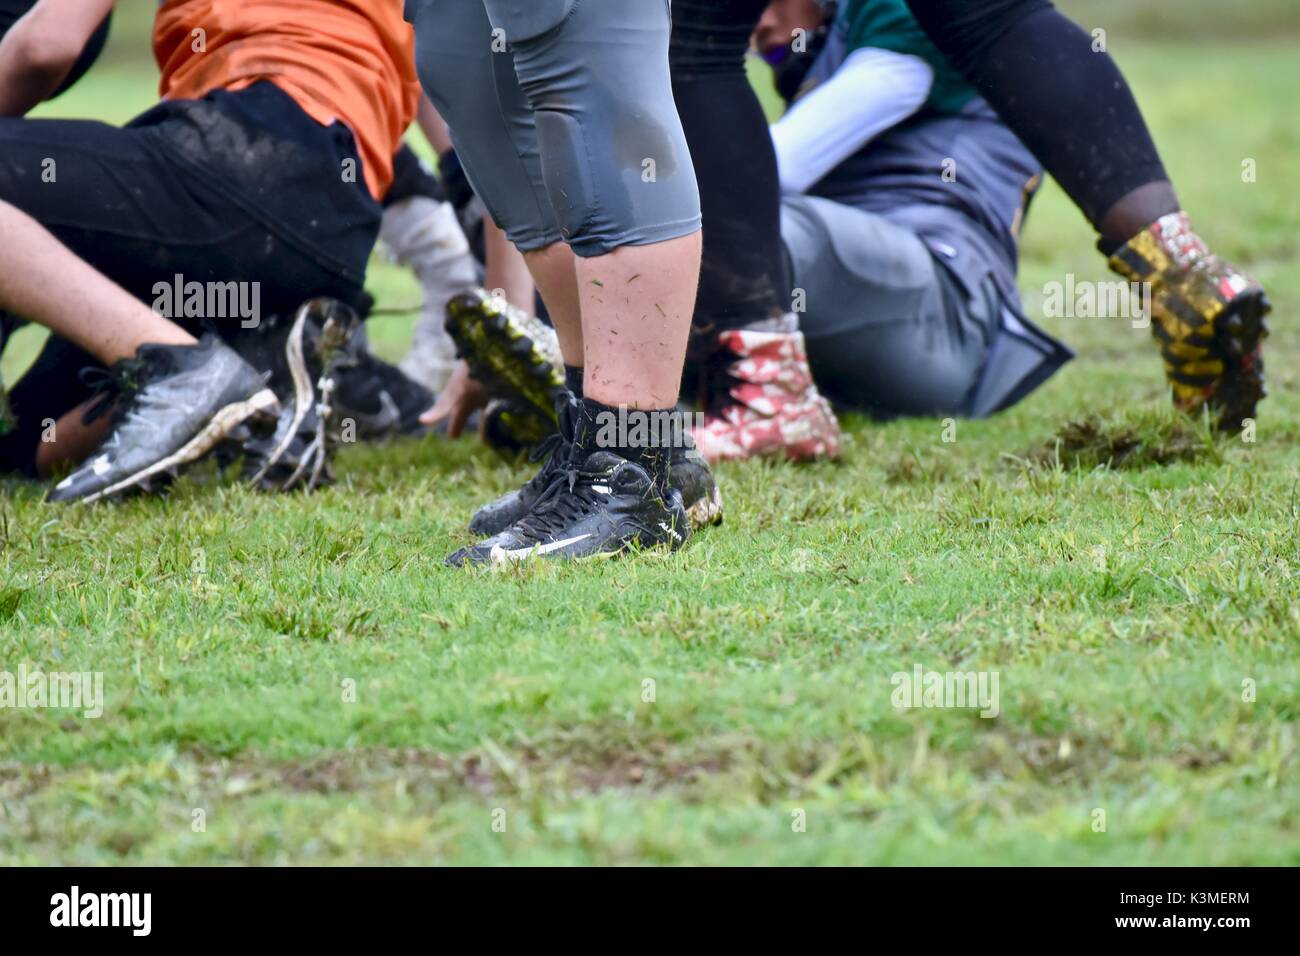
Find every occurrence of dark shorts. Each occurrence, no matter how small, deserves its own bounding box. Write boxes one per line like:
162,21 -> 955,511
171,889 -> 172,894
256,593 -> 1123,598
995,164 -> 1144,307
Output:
0,82 -> 383,475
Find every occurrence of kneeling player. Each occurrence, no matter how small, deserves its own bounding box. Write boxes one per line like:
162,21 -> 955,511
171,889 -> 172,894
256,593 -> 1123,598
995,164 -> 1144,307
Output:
0,0 -> 421,499
754,0 -> 1070,420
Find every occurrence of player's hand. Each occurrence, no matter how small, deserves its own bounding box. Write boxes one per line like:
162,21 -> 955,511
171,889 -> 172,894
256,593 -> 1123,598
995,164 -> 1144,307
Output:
421,360 -> 488,438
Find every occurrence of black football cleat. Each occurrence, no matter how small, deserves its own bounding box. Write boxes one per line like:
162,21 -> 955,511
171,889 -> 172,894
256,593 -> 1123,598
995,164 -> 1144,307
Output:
469,397 -> 723,537
326,320 -> 434,441
469,397 -> 578,537
447,448 -> 689,566
46,335 -> 278,504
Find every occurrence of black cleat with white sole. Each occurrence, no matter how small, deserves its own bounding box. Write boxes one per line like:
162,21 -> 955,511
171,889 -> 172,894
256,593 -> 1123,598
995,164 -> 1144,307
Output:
447,448 -> 689,566
468,397 -> 724,538
46,335 -> 278,504
330,323 -> 433,440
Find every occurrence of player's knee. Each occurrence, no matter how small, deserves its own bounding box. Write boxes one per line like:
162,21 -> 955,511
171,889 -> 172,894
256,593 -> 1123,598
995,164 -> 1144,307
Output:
531,106 -> 701,258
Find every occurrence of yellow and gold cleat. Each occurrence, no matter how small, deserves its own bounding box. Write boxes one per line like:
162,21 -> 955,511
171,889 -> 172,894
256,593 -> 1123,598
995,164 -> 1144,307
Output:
444,288 -> 567,452
1109,211 -> 1269,431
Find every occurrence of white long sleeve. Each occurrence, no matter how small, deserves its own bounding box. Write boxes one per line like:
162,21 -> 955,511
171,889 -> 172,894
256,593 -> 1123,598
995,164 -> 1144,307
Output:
771,46 -> 935,195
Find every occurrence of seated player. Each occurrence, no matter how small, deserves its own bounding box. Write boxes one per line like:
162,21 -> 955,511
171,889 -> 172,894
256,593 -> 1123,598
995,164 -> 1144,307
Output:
755,0 -> 1269,426
754,0 -> 1071,419
0,0 -> 420,499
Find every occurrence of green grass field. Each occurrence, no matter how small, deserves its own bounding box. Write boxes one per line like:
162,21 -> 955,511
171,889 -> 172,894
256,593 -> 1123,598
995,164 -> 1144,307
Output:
1,5 -> 1298,865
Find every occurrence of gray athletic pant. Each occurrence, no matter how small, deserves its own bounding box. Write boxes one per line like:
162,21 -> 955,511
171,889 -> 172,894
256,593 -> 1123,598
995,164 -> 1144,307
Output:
406,0 -> 701,257
782,195 -> 1001,416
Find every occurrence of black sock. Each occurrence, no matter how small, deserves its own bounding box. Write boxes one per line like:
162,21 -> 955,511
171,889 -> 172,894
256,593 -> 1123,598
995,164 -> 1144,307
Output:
1096,237 -> 1124,258
564,364 -> 584,398
575,398 -> 677,479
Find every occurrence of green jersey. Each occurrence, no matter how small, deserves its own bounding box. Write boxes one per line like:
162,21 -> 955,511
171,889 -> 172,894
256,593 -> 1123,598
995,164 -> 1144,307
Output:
842,0 -> 976,116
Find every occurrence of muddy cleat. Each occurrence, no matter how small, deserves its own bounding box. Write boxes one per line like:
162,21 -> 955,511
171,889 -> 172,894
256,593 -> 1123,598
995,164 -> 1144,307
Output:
691,324 -> 841,463
46,335 -> 278,504
469,397 -> 724,538
481,397 -> 560,455
382,196 -> 480,393
224,298 -> 361,492
448,447 -> 689,567
1108,211 -> 1269,431
673,446 -> 725,530
445,288 -> 566,450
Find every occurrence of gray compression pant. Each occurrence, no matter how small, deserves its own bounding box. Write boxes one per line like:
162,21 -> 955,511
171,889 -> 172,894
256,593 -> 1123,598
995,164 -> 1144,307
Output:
782,195 -> 1002,417
406,0 -> 701,258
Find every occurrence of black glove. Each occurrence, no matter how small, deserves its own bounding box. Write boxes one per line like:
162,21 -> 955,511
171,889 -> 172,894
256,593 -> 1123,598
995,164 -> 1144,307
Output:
438,148 -> 476,214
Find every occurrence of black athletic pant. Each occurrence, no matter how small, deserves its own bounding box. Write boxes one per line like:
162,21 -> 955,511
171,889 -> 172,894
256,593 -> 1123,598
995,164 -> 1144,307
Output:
0,82 -> 381,476
905,0 -> 1171,231
670,0 -> 787,349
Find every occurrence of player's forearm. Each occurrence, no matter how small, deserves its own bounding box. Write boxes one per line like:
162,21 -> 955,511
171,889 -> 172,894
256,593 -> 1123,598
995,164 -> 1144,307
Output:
0,202 -> 195,364
0,0 -> 116,116
0,31 -> 73,115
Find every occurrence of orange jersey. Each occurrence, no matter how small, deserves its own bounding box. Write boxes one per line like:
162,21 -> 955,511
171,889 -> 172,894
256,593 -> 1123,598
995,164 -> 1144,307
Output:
153,0 -> 420,200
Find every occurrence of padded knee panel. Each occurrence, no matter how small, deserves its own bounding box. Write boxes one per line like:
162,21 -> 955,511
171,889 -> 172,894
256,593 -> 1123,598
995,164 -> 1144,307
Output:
533,109 -> 596,244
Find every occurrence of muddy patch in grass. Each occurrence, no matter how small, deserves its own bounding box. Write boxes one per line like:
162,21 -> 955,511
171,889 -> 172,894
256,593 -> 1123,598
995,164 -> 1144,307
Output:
201,733 -> 742,802
1026,412 -> 1219,471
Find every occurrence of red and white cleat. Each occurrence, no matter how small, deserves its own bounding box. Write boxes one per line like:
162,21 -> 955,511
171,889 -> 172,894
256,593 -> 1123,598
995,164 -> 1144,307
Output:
691,328 -> 841,463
